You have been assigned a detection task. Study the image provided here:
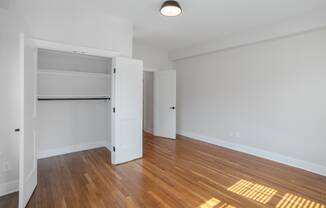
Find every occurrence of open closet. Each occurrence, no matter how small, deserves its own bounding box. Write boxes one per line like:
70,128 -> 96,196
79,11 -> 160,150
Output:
37,49 -> 112,159
19,35 -> 143,207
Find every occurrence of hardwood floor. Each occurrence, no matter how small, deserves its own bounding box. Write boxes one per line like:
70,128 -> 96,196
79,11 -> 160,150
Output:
2,132 -> 326,208
0,192 -> 18,208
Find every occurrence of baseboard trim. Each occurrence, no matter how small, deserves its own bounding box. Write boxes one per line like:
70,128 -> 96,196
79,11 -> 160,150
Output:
38,140 -> 107,159
0,180 -> 18,197
144,128 -> 153,134
105,144 -> 112,152
177,129 -> 326,176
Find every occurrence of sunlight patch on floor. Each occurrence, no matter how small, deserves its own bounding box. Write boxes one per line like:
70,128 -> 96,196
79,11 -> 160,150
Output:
198,198 -> 236,208
219,203 -> 236,208
227,179 -> 277,204
199,198 -> 220,208
276,193 -> 325,208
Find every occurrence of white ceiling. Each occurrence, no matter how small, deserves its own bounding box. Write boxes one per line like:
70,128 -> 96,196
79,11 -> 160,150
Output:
44,0 -> 326,50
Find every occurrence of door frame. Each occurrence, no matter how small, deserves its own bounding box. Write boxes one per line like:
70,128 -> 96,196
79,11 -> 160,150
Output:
19,36 -> 121,207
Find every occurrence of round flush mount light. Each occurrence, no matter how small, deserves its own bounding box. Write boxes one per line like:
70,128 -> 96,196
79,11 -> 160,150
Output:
160,1 -> 182,17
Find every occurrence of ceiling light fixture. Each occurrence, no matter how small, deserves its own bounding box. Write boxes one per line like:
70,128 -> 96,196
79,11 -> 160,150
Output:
160,1 -> 182,17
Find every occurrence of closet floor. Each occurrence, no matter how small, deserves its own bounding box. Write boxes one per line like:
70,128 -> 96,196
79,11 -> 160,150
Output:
3,132 -> 326,208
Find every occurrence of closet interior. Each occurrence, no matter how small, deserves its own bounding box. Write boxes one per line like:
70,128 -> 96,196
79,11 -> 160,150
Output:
36,49 -> 112,158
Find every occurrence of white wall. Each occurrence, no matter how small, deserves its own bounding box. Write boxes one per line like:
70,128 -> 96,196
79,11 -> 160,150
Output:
13,0 -> 133,57
1,0 -> 131,195
0,8 -> 21,196
143,72 -> 154,133
175,28 -> 326,175
37,101 -> 109,158
133,41 -> 172,133
38,49 -> 113,74
133,41 -> 172,70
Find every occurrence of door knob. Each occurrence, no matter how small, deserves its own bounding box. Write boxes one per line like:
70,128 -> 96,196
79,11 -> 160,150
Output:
14,128 -> 20,132
169,107 -> 175,110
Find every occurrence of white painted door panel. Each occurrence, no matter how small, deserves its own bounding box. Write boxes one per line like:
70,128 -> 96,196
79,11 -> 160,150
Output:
111,57 -> 143,164
19,33 -> 37,208
154,70 -> 176,139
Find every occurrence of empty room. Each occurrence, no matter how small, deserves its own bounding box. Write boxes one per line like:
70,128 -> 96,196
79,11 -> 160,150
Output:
0,0 -> 326,207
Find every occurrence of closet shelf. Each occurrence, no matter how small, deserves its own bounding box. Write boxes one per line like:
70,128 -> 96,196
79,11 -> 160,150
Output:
38,69 -> 110,78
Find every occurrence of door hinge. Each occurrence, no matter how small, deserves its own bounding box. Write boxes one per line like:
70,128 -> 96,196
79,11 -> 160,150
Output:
113,107 -> 115,113
113,146 -> 116,152
113,68 -> 116,74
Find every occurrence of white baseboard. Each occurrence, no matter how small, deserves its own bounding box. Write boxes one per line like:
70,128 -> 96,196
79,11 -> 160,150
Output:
177,129 -> 326,176
144,127 -> 153,134
0,180 -> 18,197
38,140 -> 107,159
105,144 -> 112,151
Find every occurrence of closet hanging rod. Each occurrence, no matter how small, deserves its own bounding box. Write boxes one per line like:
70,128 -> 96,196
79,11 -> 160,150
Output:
38,97 -> 110,101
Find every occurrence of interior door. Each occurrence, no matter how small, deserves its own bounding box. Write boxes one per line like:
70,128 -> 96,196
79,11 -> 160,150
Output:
111,57 -> 143,164
154,70 -> 176,139
19,33 -> 37,208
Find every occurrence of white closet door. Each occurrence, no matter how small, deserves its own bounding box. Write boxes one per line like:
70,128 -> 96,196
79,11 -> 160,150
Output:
111,57 -> 143,164
154,70 -> 176,139
19,33 -> 38,208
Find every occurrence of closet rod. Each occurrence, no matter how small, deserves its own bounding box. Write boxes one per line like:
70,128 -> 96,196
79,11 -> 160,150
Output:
38,97 -> 110,101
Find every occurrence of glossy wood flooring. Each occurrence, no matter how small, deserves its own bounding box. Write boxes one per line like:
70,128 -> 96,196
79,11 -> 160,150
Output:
0,192 -> 18,208
3,133 -> 326,208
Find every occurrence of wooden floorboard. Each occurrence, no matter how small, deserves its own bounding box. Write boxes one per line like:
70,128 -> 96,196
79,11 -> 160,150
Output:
0,192 -> 18,208
2,132 -> 326,208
